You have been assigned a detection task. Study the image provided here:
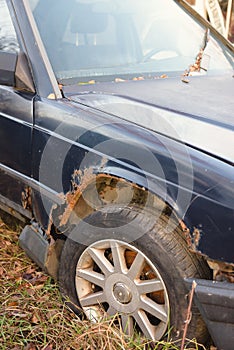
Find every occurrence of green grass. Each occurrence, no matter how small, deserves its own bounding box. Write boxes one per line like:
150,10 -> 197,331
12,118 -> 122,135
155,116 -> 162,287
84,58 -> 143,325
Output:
0,218 -> 208,350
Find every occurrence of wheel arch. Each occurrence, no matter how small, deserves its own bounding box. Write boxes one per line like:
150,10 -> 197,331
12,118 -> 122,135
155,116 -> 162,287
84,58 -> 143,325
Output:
46,166 -> 194,273
51,166 -> 181,232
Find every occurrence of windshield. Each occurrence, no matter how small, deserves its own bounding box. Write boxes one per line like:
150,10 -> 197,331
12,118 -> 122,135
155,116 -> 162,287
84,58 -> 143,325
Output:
29,0 -> 233,84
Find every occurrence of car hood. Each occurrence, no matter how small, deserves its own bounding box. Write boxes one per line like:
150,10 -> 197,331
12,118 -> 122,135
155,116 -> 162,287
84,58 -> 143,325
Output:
63,75 -> 234,163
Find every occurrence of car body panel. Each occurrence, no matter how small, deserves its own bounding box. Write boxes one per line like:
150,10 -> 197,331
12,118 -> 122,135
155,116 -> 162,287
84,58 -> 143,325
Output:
185,278 -> 234,350
0,82 -> 34,211
64,75 -> 234,163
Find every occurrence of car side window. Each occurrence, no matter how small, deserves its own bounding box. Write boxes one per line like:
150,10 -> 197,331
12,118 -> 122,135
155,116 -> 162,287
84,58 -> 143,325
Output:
0,0 -> 19,53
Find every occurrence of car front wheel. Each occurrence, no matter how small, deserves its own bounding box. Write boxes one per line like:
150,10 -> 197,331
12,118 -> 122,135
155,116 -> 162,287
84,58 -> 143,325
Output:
58,205 -> 210,343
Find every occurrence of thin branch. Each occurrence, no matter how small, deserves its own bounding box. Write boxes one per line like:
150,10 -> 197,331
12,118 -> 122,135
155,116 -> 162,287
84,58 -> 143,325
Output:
181,280 -> 197,350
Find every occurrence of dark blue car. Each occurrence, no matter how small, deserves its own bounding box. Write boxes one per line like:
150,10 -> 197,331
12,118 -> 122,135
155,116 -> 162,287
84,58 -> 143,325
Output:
0,0 -> 233,348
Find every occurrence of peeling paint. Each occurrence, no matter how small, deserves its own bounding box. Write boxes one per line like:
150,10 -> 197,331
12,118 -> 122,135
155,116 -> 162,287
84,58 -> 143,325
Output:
45,159 -> 107,237
192,227 -> 202,248
59,167 -> 99,227
58,158 -> 108,227
46,202 -> 62,237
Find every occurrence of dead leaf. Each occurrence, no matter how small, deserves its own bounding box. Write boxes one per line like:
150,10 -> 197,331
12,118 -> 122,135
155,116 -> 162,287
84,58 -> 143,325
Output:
32,283 -> 46,290
22,273 -> 34,281
43,344 -> 53,350
7,301 -> 18,307
35,274 -> 48,284
0,266 -> 4,276
47,310 -> 58,319
24,343 -> 37,350
15,276 -> 23,283
26,266 -> 37,274
11,312 -> 28,318
133,76 -> 144,81
31,313 -> 40,324
26,287 -> 36,296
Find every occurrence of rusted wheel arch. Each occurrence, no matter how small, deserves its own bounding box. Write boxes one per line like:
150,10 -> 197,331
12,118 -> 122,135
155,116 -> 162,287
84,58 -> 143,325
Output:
46,173 -> 211,283
51,173 -> 185,240
47,174 -> 181,278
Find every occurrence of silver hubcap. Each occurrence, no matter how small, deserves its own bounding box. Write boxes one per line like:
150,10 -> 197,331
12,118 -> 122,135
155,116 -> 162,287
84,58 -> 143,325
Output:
113,283 -> 132,304
76,239 -> 169,341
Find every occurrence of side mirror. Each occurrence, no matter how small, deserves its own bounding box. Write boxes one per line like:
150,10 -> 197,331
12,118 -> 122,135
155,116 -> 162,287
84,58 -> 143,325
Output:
0,51 -> 35,93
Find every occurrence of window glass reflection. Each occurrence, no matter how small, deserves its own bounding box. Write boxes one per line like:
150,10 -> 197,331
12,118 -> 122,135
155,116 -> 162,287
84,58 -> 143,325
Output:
0,0 -> 19,53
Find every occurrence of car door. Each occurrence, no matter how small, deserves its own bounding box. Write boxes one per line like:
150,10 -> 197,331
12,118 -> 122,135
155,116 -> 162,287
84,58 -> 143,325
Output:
0,0 -> 34,219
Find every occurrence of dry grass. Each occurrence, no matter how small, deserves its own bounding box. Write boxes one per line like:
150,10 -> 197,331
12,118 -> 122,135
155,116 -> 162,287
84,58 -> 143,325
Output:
0,218 -> 206,350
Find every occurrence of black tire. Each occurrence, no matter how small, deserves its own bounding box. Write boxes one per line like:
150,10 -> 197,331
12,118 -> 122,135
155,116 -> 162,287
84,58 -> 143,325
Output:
59,205 -> 211,344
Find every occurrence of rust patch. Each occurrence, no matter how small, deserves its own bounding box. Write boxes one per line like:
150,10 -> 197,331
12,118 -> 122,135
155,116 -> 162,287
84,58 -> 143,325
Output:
208,259 -> 234,283
180,222 -> 234,283
49,160 -> 154,235
60,172 -> 134,227
47,158 -> 108,233
46,202 -> 60,237
59,167 -> 100,227
182,28 -> 209,83
192,227 -> 202,248
45,239 -> 65,280
21,186 -> 32,210
181,49 -> 204,83
180,220 -> 193,247
47,163 -> 174,240
179,221 -> 203,253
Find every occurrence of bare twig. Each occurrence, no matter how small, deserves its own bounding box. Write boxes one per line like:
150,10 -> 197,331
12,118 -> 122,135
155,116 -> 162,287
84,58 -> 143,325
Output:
181,280 -> 197,350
